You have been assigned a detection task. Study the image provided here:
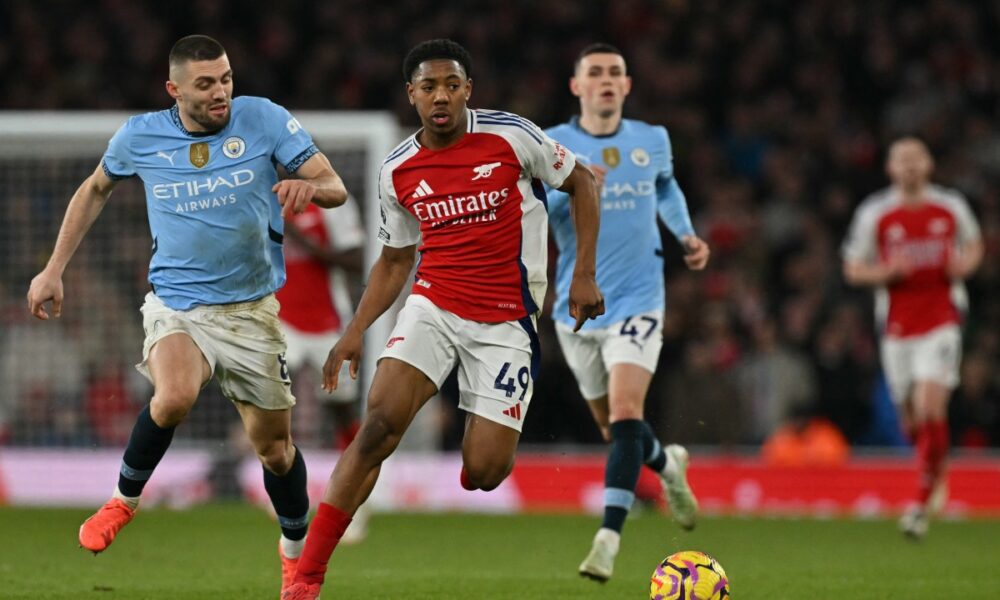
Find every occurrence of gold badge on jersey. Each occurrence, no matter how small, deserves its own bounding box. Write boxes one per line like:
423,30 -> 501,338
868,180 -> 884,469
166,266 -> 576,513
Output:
189,142 -> 210,168
602,146 -> 621,168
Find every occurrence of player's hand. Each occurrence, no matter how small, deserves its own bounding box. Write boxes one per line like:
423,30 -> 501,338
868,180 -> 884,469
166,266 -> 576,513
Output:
568,273 -> 605,332
883,254 -> 914,281
27,269 -> 64,320
587,164 -> 607,189
681,235 -> 710,270
273,179 -> 317,219
323,326 -> 363,392
946,250 -> 973,280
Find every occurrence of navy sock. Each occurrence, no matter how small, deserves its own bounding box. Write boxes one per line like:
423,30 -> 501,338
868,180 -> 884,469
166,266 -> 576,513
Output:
263,445 -> 310,541
118,405 -> 176,497
640,421 -> 667,473
602,419 -> 644,533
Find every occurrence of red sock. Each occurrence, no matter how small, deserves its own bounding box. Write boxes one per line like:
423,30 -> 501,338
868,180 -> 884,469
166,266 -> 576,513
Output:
293,502 -> 352,586
460,467 -> 476,491
916,420 -> 949,504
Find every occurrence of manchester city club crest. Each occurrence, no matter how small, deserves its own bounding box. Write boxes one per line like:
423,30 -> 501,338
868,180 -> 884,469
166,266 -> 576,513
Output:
602,146 -> 621,168
222,136 -> 246,159
189,142 -> 210,168
631,147 -> 651,167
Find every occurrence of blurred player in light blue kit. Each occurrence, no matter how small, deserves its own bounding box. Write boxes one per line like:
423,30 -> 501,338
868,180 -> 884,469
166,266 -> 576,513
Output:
545,43 -> 710,582
26,35 -> 348,596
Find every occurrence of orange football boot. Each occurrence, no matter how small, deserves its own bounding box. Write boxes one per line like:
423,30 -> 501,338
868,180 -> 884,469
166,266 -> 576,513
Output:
78,498 -> 136,554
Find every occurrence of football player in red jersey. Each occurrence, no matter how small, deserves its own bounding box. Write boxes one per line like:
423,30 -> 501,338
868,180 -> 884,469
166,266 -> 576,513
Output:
282,39 -> 604,599
843,137 -> 983,539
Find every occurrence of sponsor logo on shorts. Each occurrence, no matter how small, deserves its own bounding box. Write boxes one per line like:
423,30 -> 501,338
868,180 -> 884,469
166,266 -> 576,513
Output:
386,336 -> 405,348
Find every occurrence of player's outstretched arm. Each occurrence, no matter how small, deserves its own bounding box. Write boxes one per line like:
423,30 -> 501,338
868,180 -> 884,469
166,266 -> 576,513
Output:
27,164 -> 117,320
558,161 -> 605,331
322,244 -> 417,391
273,152 -> 348,218
842,256 -> 912,287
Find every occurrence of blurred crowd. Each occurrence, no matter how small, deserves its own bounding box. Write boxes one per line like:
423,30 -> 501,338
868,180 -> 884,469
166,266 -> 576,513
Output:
1,0 -> 998,450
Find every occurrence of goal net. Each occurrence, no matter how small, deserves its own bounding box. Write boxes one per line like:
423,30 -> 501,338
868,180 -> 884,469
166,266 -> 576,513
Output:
0,111 -> 401,449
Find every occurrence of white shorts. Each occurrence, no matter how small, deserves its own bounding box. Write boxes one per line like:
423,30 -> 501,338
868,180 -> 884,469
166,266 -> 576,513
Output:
555,309 -> 664,401
136,292 -> 295,410
881,324 -> 962,405
379,294 -> 538,432
282,325 -> 358,404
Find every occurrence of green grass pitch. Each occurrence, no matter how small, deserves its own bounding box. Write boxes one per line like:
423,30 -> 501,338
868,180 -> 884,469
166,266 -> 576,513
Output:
1,505 -> 998,599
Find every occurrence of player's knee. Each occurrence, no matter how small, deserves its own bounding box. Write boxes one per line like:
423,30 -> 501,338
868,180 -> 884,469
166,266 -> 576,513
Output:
150,386 -> 198,427
463,457 -> 514,491
256,439 -> 293,475
355,410 -> 404,459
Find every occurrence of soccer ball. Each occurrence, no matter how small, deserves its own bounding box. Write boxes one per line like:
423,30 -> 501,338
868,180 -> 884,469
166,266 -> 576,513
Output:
650,550 -> 730,600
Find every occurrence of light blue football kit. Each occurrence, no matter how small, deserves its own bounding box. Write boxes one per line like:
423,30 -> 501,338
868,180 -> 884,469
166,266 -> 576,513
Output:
545,117 -> 695,331
102,96 -> 319,310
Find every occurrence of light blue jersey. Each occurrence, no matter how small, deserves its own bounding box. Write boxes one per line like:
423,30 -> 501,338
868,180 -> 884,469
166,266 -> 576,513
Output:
545,118 -> 695,330
102,96 -> 319,310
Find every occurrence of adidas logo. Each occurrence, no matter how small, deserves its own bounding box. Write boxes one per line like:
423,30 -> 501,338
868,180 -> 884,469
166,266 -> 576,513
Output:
501,403 -> 522,421
411,179 -> 434,199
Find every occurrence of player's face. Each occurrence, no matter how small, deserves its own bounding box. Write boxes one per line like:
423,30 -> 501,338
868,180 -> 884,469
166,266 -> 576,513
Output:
406,59 -> 472,141
571,53 -> 631,119
887,140 -> 934,190
166,55 -> 234,132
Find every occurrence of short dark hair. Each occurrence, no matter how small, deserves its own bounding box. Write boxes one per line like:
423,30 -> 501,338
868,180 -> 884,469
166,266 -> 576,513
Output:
169,35 -> 226,68
574,43 -> 624,71
402,39 -> 472,82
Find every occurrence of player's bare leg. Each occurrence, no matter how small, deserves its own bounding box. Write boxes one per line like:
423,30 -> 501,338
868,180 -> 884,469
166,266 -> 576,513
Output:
900,380 -> 951,540
328,402 -> 368,545
235,402 -> 307,595
459,414 -> 520,491
286,359 -> 436,596
79,333 -> 209,554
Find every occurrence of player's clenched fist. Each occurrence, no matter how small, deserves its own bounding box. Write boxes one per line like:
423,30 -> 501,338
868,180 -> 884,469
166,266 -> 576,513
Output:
681,235 -> 710,271
27,270 -> 64,320
568,274 -> 605,332
323,326 -> 363,392
274,179 -> 317,219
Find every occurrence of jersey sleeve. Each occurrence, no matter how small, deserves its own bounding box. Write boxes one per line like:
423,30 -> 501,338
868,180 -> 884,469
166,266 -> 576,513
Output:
654,126 -> 696,239
950,193 -> 982,245
321,195 -> 365,251
261,99 -> 319,174
101,120 -> 136,180
506,116 -> 577,189
377,166 -> 420,248
842,200 -> 879,263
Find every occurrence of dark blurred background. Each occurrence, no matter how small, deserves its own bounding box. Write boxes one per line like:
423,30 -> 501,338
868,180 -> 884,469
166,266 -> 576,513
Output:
1,0 -> 998,453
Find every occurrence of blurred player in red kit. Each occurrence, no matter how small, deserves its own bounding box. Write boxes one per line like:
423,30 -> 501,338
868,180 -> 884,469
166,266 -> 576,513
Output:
843,137 -> 983,539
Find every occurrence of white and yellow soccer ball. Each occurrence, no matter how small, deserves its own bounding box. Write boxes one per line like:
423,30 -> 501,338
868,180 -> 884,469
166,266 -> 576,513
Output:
650,550 -> 730,600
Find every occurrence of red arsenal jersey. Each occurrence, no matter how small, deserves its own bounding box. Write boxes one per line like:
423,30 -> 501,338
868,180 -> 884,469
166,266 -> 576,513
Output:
377,109 -> 575,322
277,199 -> 364,334
842,185 -> 981,338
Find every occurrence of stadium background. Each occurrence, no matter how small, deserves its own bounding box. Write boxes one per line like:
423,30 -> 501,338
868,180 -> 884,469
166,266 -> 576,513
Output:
1,0 -> 999,516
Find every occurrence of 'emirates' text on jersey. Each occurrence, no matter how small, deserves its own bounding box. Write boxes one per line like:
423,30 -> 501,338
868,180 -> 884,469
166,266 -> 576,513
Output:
842,185 -> 981,338
102,96 -> 319,310
545,118 -> 695,329
378,109 -> 576,323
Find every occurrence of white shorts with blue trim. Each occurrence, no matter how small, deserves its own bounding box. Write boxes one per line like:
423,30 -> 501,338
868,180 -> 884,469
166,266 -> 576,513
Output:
379,294 -> 538,432
555,309 -> 664,401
